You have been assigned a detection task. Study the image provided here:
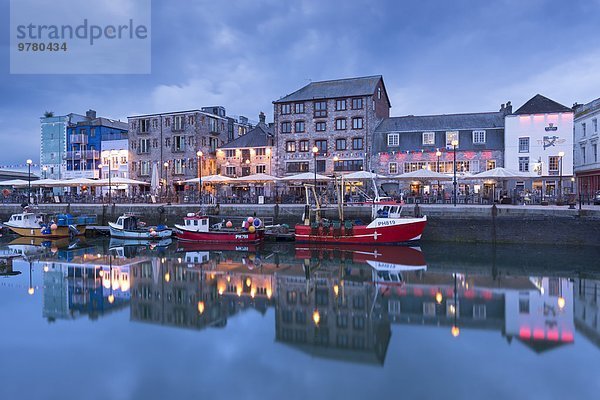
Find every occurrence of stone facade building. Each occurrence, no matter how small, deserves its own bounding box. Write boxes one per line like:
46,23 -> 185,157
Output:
217,112 -> 274,177
573,97 -> 600,196
128,108 -> 250,192
372,107 -> 507,196
273,76 -> 390,176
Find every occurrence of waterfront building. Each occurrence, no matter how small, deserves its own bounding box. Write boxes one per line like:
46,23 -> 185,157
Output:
573,278 -> 600,348
371,106 -> 507,197
200,106 -> 252,142
64,109 -> 128,180
273,75 -> 390,177
573,97 -> 600,196
504,94 -> 574,196
40,112 -> 87,179
128,107 -> 249,194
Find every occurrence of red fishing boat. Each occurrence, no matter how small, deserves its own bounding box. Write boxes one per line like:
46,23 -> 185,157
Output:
295,182 -> 427,245
174,214 -> 265,243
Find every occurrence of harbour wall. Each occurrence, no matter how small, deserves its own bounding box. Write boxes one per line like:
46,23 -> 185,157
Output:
1,203 -> 599,246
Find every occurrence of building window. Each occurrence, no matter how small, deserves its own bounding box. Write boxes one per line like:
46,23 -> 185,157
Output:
387,133 -> 399,147
140,119 -> 150,133
138,139 -> 150,154
225,149 -> 236,158
518,157 -> 529,172
446,131 -> 459,147
295,121 -> 305,133
378,87 -> 382,99
299,140 -> 309,152
226,166 -> 236,176
389,162 -> 398,174
351,98 -> 363,109
336,138 -> 347,150
173,135 -> 185,152
472,130 -> 486,144
334,159 -> 363,171
256,148 -> 266,156
281,121 -> 292,134
314,140 -> 327,153
256,165 -> 266,174
593,144 -> 598,162
316,159 -> 326,172
593,118 -> 598,133
173,115 -> 184,130
164,118 -> 170,127
548,156 -> 559,173
473,304 -> 487,320
519,137 -> 529,153
581,146 -> 586,164
487,160 -> 496,170
286,141 -> 296,152
314,101 -> 327,118
335,99 -> 346,111
286,162 -> 309,173
174,159 -> 185,175
90,128 -> 96,137
582,122 -> 587,136
335,119 -> 346,130
352,137 -> 363,150
140,161 -> 150,176
316,121 -> 326,132
295,103 -> 305,114
422,132 -> 435,145
281,104 -> 291,115
352,117 -> 363,129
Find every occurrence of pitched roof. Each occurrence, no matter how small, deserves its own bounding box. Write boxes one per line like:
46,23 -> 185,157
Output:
219,123 -> 273,149
375,112 -> 505,133
274,75 -> 388,104
513,94 -> 572,115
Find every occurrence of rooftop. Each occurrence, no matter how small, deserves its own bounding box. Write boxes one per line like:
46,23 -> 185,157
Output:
375,111 -> 505,132
219,123 -> 274,149
513,94 -> 572,115
274,75 -> 388,104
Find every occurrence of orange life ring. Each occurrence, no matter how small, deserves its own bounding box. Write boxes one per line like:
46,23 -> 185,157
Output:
2,189 -> 10,197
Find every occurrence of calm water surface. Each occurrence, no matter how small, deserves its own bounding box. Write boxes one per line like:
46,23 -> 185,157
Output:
1,236 -> 599,400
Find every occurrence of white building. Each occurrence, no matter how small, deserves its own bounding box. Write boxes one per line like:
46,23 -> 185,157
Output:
99,138 -> 130,195
505,94 -> 574,197
573,97 -> 600,197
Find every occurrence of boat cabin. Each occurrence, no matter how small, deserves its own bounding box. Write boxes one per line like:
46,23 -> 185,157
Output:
182,213 -> 210,233
116,215 -> 141,230
372,204 -> 402,220
7,213 -> 45,228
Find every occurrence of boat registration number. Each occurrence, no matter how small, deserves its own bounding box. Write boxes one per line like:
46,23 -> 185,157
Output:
235,234 -> 249,239
375,219 -> 398,227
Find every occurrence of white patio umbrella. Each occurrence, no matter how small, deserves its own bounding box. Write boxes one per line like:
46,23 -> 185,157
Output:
0,179 -> 31,186
342,171 -> 387,180
150,162 -> 160,194
28,178 -> 63,187
58,178 -> 100,187
471,167 -> 535,179
96,177 -> 149,186
184,174 -> 233,184
280,172 -> 332,181
234,173 -> 279,183
395,169 -> 453,180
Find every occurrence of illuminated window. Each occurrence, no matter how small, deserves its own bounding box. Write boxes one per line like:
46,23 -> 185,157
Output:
548,156 -> 559,173
389,162 -> 398,174
299,140 -> 309,152
446,131 -> 459,147
285,141 -> 296,152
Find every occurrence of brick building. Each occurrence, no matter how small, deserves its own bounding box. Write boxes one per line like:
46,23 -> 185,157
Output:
128,108 -> 250,192
273,76 -> 390,177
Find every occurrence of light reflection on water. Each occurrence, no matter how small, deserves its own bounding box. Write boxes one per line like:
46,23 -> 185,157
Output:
1,236 -> 599,399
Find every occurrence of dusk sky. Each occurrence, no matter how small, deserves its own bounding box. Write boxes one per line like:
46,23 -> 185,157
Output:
1,0 -> 599,167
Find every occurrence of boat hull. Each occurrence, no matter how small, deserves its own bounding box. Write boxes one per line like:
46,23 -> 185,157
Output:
4,225 -> 87,238
294,217 -> 427,244
108,223 -> 172,239
174,227 -> 264,243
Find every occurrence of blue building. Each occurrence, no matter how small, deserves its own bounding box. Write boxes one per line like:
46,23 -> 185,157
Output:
40,113 -> 87,179
64,110 -> 128,179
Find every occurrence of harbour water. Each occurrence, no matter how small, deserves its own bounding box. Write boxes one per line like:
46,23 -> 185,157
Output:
1,237 -> 599,400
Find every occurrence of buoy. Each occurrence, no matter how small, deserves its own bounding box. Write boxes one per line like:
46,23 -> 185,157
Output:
50,223 -> 58,231
248,225 -> 256,233
242,221 -> 249,229
226,221 -> 233,228
150,230 -> 157,236
247,216 -> 254,224
253,218 -> 261,227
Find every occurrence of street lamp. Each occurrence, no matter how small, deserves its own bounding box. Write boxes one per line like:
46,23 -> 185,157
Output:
558,151 -> 565,204
436,150 -> 442,200
26,159 -> 32,204
196,150 -> 203,202
164,161 -> 169,199
451,140 -> 459,206
312,145 -> 319,194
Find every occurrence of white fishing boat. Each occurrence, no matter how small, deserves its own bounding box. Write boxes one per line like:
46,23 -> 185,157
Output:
108,214 -> 172,240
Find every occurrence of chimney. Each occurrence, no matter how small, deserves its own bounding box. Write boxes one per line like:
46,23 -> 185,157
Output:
259,111 -> 266,124
499,103 -> 505,113
86,109 -> 97,119
505,101 -> 512,114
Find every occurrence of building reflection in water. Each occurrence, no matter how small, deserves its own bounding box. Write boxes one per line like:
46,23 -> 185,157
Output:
124,243 -> 578,364
573,278 -> 600,347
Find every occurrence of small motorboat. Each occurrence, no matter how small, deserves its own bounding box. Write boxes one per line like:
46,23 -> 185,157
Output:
3,207 -> 95,238
174,213 -> 264,243
108,214 -> 172,239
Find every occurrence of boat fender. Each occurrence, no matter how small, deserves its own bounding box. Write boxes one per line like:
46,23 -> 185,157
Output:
156,224 -> 167,231
41,228 -> 52,235
68,225 -> 81,237
158,206 -> 165,214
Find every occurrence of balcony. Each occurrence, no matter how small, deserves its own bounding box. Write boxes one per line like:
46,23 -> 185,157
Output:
64,150 -> 100,160
69,134 -> 88,144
